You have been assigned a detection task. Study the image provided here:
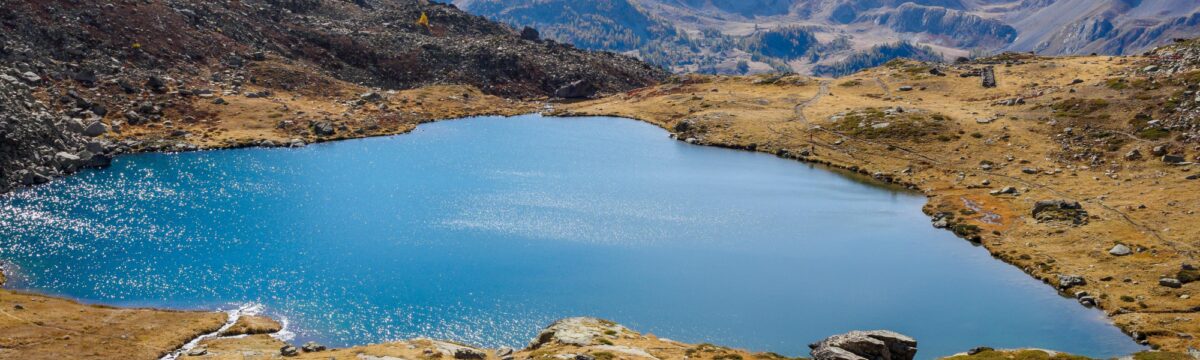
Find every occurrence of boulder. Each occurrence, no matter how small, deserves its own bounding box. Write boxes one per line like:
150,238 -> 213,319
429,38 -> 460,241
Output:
554,79 -> 596,99
1109,244 -> 1132,256
1162,154 -> 1186,164
1124,149 -> 1142,161
360,92 -> 384,102
146,76 -> 167,93
73,69 -> 97,85
280,345 -> 299,357
1057,274 -> 1086,289
1032,200 -> 1088,225
83,122 -> 108,137
809,330 -> 917,360
312,121 -> 336,136
1161,278 -> 1183,288
301,341 -> 326,352
528,317 -> 620,349
1151,145 -> 1168,156
19,71 -> 41,84
520,27 -> 540,42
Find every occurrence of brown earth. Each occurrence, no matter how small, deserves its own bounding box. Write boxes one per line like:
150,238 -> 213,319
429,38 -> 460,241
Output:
554,56 -> 1200,351
0,290 -> 226,359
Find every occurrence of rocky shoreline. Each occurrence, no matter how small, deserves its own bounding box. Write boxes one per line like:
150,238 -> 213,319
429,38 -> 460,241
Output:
555,52 -> 1200,351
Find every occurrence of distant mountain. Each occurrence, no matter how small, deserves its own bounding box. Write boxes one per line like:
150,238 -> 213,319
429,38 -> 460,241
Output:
452,0 -> 1200,76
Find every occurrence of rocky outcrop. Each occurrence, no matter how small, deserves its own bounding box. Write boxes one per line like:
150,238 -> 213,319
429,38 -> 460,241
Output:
809,330 -> 918,360
1032,200 -> 1089,226
527,317 -> 625,349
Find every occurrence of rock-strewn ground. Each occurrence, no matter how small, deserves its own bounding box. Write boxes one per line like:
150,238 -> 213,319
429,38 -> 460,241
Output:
0,0 -> 665,193
556,46 -> 1200,351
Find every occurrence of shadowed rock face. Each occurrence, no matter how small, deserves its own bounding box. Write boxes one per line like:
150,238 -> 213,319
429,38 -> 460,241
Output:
862,3 -> 1017,48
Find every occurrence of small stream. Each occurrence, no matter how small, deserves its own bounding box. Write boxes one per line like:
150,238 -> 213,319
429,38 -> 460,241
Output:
0,114 -> 1143,357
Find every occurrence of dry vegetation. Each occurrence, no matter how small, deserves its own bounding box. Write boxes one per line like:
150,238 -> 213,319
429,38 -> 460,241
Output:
557,55 -> 1200,352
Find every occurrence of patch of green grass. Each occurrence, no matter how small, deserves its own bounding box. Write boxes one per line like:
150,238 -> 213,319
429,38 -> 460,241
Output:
830,108 -> 950,140
597,338 -> 613,345
944,349 -> 1092,360
713,354 -> 744,360
591,352 -> 615,360
1132,351 -> 1195,360
1121,295 -> 1136,302
1138,127 -> 1171,140
603,330 -> 618,336
1051,98 -> 1109,118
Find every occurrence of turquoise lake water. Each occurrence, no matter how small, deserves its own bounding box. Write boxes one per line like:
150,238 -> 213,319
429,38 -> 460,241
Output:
0,115 -> 1142,357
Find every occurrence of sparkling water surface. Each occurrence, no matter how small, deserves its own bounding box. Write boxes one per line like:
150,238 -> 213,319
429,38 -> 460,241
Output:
0,115 -> 1143,357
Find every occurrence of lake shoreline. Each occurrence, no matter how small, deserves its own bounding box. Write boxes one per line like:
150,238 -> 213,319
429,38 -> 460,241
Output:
0,91 -> 1186,358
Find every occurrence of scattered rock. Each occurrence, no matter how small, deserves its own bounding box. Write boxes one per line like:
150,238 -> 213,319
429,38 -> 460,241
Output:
1109,244 -> 1132,256
1124,149 -> 1142,161
1032,200 -> 1088,225
989,186 -> 1017,196
302,341 -> 327,352
83,122 -> 108,137
1151,145 -> 1169,156
280,345 -> 300,357
186,347 -> 208,356
312,121 -> 336,136
1163,154 -> 1186,164
1161,278 -> 1184,288
1058,274 -> 1086,289
361,92 -> 384,102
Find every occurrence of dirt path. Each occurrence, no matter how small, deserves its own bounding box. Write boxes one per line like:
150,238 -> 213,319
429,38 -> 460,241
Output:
793,80 -> 830,126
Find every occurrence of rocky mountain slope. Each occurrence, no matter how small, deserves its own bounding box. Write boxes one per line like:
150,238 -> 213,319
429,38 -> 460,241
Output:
453,0 -> 1200,75
0,0 -> 666,193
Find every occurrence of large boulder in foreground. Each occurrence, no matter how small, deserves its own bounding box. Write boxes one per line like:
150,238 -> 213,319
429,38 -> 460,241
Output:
526,317 -> 626,349
810,330 -> 917,360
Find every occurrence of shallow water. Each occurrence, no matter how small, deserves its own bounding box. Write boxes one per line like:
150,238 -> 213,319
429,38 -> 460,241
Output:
0,115 -> 1142,357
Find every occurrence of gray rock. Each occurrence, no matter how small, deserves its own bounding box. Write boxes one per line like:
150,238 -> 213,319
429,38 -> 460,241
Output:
898,85 -> 914,91
19,72 -> 41,84
1124,149 -> 1142,161
280,345 -> 300,357
1161,278 -> 1183,288
1109,244 -> 1132,256
1162,154 -> 1186,164
301,341 -> 326,352
83,122 -> 108,137
312,121 -> 336,136
554,79 -> 596,99
186,347 -> 208,356
989,186 -> 1017,196
1151,145 -> 1168,156
1057,274 -> 1086,289
360,92 -> 383,102
809,330 -> 917,360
